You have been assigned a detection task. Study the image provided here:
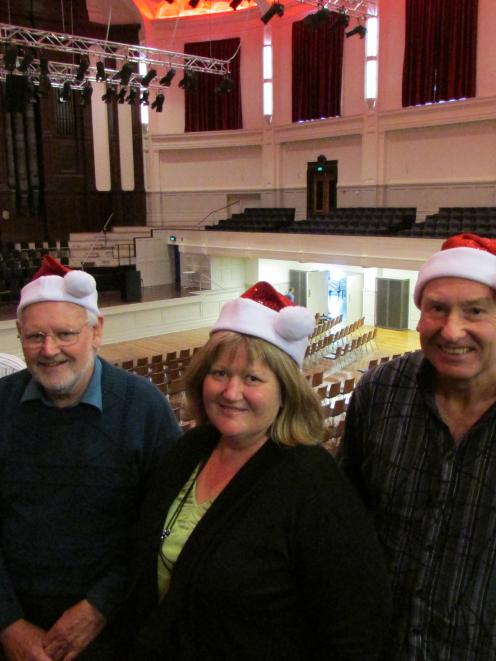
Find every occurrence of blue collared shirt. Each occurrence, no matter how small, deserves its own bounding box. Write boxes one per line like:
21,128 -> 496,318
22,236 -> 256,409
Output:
21,356 -> 103,411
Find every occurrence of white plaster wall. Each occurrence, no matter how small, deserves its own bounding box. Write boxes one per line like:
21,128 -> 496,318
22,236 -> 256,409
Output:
158,144 -> 263,190
384,120 -> 496,185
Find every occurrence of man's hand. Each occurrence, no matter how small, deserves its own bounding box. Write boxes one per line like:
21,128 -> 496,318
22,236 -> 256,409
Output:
42,600 -> 106,661
0,619 -> 52,661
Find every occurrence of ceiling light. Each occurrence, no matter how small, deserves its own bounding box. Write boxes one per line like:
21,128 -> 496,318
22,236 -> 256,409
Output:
117,87 -> 127,103
159,68 -> 176,87
139,69 -> 157,88
178,69 -> 199,92
4,43 -> 18,71
79,81 -> 93,106
139,90 -> 150,105
75,55 -> 90,81
261,3 -> 284,24
113,62 -> 134,86
58,80 -> 72,103
102,84 -> 116,103
96,61 -> 107,82
215,76 -> 235,95
151,92 -> 165,112
346,24 -> 367,38
230,0 -> 243,10
18,48 -> 34,73
126,88 -> 138,104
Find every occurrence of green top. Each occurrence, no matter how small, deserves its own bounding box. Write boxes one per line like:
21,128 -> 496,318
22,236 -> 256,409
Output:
158,464 -> 212,599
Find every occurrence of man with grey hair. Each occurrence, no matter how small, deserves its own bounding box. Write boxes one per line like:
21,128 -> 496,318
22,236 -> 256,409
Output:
0,256 -> 181,660
340,233 -> 496,660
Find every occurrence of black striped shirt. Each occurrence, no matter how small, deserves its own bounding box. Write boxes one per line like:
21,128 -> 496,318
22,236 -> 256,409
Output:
340,351 -> 496,660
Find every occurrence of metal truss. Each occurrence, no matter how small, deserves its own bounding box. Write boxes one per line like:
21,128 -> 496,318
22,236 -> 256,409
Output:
0,22 -> 231,89
295,0 -> 377,19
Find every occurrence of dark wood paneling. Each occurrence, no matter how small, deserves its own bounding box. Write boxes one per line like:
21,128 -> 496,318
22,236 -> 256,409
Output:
0,1 -> 145,245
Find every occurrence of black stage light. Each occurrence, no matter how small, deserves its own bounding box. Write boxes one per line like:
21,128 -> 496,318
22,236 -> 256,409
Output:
159,68 -> 176,87
151,92 -> 165,112
215,76 -> 234,95
178,69 -> 199,92
79,81 -> 93,106
117,87 -> 127,103
18,48 -> 34,73
4,43 -> 18,71
102,84 -> 116,103
139,90 -> 150,105
189,0 -> 200,7
96,61 -> 107,81
113,62 -> 134,86
25,78 -> 38,103
58,80 -> 72,103
261,2 -> 284,24
346,24 -> 367,38
126,88 -> 138,104
230,0 -> 242,9
139,69 -> 157,88
38,55 -> 52,96
334,11 -> 350,29
75,55 -> 90,81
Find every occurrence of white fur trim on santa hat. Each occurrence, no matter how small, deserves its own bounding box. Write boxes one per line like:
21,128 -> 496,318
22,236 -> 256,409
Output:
17,271 -> 100,316
210,297 -> 314,367
414,246 -> 496,308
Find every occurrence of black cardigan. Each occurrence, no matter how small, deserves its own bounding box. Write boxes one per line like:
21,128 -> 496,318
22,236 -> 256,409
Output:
132,426 -> 392,660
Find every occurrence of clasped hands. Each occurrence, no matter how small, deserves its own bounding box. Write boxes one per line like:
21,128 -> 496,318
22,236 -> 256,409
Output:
0,600 -> 106,661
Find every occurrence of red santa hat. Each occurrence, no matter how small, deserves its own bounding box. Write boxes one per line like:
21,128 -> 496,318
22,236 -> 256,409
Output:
210,281 -> 315,366
414,233 -> 496,308
17,255 -> 100,315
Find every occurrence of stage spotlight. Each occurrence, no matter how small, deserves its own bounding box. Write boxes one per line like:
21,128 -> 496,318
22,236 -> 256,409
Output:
25,78 -> 38,103
113,62 -> 134,86
189,0 -> 201,7
178,69 -> 198,92
139,90 -> 150,105
4,44 -> 18,71
18,48 -> 34,73
215,76 -> 234,95
261,2 -> 284,24
117,87 -> 127,103
334,11 -> 350,29
151,92 -> 165,112
79,81 -> 93,106
75,55 -> 90,81
96,61 -> 107,81
230,0 -> 243,9
102,84 -> 116,103
346,24 -> 367,38
126,88 -> 138,105
139,69 -> 157,88
159,68 -> 176,87
38,55 -> 52,96
58,80 -> 72,103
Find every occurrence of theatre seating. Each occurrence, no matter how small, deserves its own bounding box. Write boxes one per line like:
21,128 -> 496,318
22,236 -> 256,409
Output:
399,207 -> 496,238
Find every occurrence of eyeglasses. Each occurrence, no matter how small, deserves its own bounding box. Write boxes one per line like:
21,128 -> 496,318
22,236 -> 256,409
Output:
18,322 -> 90,348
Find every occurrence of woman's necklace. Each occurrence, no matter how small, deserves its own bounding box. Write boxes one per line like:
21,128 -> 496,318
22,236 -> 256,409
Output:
160,462 -> 203,542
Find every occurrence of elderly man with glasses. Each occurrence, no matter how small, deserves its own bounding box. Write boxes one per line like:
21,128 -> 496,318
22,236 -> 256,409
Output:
0,256 -> 181,661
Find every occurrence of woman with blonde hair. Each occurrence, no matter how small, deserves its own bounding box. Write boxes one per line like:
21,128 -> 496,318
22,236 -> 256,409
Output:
133,282 -> 391,660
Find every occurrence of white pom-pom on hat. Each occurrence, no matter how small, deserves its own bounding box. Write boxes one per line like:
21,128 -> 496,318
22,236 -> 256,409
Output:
64,270 -> 97,299
274,306 -> 315,341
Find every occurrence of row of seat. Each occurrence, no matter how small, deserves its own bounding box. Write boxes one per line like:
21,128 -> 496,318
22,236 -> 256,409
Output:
398,207 -> 496,238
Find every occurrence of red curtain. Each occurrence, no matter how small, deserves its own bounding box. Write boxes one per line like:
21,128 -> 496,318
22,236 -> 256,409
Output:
402,0 -> 478,107
292,13 -> 345,123
184,38 -> 242,132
